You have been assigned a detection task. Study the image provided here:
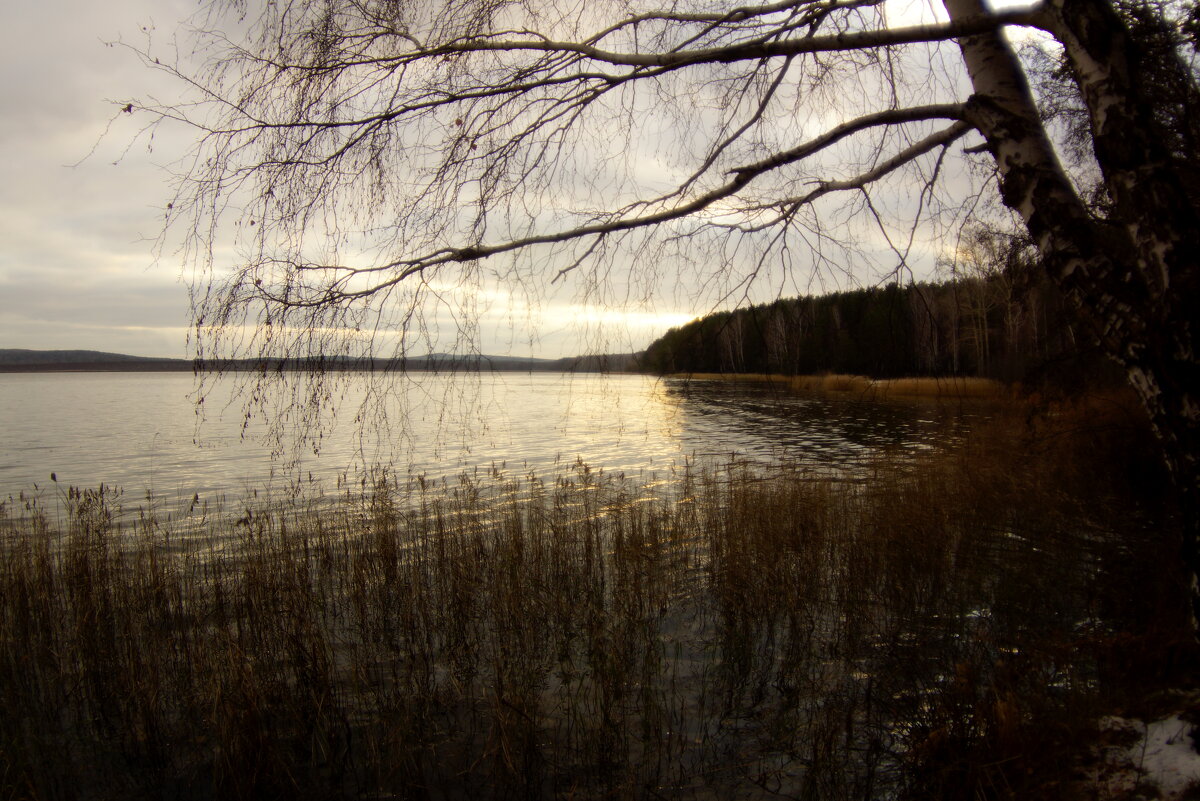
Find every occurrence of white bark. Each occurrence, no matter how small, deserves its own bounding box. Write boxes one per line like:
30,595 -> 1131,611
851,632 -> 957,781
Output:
947,0 -> 1200,626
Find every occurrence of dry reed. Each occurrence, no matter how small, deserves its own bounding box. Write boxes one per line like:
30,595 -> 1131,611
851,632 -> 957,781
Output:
789,373 -> 874,394
669,372 -> 794,385
869,376 -> 1004,398
676,372 -> 1005,398
788,373 -> 1004,397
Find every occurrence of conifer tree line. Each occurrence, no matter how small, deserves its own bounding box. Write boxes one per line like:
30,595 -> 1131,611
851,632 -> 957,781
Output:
640,231 -> 1109,385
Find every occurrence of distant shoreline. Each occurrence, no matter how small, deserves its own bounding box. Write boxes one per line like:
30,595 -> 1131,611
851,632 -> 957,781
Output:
0,362 -> 615,373
0,351 -> 639,374
0,360 -> 195,373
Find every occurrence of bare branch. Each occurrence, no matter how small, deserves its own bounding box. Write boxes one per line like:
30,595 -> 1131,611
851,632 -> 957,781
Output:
411,8 -> 1045,68
247,104 -> 967,309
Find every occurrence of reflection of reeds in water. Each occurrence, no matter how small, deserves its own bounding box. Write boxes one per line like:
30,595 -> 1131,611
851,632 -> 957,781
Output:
0,394 -> 1189,800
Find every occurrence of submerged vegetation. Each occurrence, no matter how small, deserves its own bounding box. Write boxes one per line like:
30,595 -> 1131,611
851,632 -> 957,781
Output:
0,390 -> 1193,800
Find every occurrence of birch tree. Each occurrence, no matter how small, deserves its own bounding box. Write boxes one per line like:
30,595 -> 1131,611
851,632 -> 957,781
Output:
140,0 -> 1199,616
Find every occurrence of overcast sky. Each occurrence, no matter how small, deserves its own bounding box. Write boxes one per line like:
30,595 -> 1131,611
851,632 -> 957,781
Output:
0,0 -> 193,356
0,0 -> 1002,360
0,0 -> 697,358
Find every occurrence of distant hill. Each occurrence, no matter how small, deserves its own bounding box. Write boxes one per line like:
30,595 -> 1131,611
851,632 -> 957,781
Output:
0,349 -> 640,373
0,349 -> 188,365
0,350 -> 192,372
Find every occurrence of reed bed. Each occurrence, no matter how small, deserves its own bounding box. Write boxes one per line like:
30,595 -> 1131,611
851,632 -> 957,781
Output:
0,398 -> 1188,800
867,376 -> 1004,398
787,373 -> 1004,397
669,372 -> 795,385
788,373 -> 875,394
678,372 -> 1005,398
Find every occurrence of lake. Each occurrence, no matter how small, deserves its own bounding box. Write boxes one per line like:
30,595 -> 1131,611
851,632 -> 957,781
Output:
0,371 -> 978,503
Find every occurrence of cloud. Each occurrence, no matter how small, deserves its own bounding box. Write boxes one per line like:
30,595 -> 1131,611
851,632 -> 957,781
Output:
0,268 -> 189,355
0,0 -> 195,356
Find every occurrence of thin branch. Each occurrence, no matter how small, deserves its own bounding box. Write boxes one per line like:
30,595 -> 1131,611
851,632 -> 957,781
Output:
261,110 -> 969,308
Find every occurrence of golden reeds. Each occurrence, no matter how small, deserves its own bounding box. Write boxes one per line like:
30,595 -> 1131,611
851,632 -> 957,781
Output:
668,372 -> 794,384
789,373 -> 875,394
868,376 -> 1004,398
675,372 -> 1005,398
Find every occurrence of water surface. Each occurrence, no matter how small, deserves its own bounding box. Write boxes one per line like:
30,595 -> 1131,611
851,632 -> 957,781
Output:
0,371 -> 980,502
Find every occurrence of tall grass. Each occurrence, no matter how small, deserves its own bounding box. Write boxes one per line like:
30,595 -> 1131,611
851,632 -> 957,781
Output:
788,372 -> 875,394
670,372 -> 795,385
787,373 -> 1004,397
869,376 -> 1004,398
0,394 -> 1190,800
677,372 -> 1005,398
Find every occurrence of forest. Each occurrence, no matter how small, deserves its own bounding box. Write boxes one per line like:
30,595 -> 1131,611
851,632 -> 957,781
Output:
639,235 -> 1115,387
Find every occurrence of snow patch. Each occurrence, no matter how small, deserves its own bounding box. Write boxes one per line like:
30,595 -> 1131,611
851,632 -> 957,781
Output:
1087,714 -> 1200,799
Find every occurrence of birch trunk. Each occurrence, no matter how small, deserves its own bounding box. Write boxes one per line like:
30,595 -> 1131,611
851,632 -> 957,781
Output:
944,0 -> 1200,624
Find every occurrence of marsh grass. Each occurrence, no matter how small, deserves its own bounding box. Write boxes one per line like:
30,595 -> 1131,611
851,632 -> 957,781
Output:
0,394 -> 1190,800
669,373 -> 793,384
788,373 -> 1004,397
677,372 -> 1005,398
867,376 -> 1004,398
788,373 -> 875,394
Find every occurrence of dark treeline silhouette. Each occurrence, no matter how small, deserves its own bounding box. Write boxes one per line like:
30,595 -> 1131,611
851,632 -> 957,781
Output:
640,270 -> 1115,387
